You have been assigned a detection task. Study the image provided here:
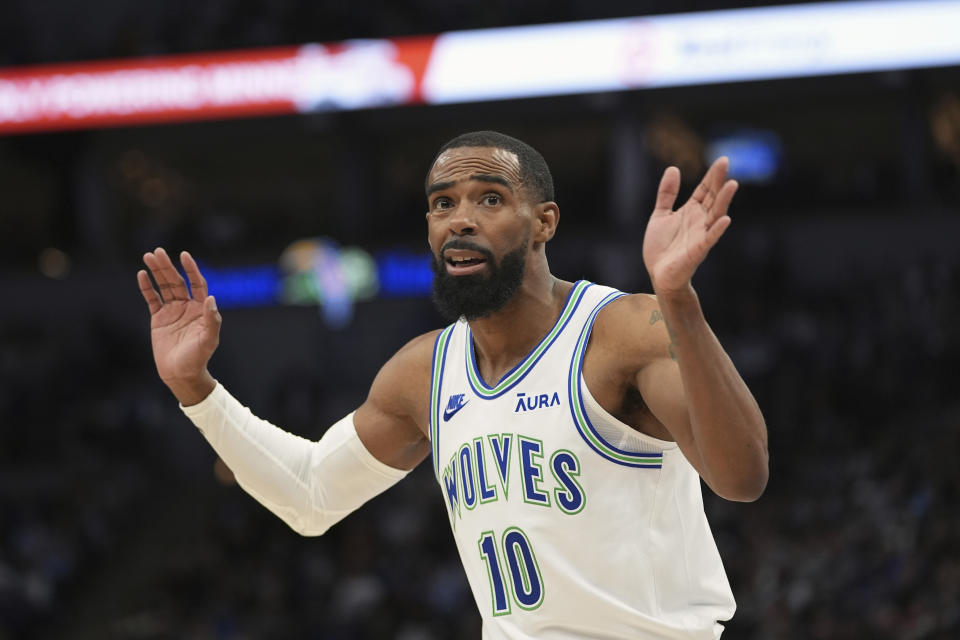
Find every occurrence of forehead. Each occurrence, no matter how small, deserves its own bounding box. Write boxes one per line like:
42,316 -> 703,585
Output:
428,146 -> 522,188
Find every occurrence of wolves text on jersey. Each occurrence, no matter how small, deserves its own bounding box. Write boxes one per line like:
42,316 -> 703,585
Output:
441,433 -> 585,529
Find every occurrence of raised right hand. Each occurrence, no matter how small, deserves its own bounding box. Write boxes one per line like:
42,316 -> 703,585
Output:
138,248 -> 220,406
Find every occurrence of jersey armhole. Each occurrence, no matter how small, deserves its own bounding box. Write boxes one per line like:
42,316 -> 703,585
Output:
428,323 -> 456,478
567,290 -> 667,469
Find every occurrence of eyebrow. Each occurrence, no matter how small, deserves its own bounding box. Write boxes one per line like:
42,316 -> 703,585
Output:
426,173 -> 514,197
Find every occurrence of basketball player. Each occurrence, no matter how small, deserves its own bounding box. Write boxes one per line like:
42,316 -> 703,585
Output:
138,131 -> 768,639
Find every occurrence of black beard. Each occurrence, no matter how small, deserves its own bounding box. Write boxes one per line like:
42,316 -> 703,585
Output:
431,237 -> 527,322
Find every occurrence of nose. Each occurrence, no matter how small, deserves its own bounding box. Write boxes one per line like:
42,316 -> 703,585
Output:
447,203 -> 477,236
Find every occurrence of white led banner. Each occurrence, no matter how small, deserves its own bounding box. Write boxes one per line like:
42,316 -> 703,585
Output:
2,0 -> 959,134
422,0 -> 960,103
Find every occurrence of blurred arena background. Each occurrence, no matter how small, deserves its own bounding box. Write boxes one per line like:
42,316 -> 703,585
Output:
2,1 -> 959,638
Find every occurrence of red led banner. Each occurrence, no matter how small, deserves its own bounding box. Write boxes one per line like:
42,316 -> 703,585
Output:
3,2 -> 959,135
0,37 -> 436,134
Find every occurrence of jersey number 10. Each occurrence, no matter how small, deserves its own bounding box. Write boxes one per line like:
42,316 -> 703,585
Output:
478,527 -> 544,615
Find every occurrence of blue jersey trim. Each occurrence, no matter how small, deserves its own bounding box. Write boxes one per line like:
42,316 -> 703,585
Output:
567,291 -> 664,469
465,281 -> 590,400
429,324 -> 456,478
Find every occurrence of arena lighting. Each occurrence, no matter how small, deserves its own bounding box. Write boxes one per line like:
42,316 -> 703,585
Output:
198,244 -> 434,325
1,0 -> 959,134
706,130 -> 782,184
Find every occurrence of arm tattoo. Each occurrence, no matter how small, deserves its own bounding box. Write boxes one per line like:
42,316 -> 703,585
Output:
649,310 -> 677,361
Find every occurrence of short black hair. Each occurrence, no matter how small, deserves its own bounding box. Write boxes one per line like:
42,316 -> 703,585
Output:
427,130 -> 555,203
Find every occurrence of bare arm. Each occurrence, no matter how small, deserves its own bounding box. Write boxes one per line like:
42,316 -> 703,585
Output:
352,333 -> 434,471
635,158 -> 768,501
588,293 -> 767,502
639,295 -> 768,502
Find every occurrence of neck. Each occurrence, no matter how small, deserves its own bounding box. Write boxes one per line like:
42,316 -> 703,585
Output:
468,263 -> 572,385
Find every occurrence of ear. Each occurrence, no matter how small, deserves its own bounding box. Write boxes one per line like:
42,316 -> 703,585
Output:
532,202 -> 559,244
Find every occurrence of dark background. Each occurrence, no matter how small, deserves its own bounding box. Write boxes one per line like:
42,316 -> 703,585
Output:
2,1 -> 959,638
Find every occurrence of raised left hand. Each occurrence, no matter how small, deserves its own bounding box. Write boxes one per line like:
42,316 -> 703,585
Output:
642,157 -> 738,295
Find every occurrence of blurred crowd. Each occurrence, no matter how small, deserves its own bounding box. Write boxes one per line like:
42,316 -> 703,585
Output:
707,241 -> 960,639
1,218 -> 958,639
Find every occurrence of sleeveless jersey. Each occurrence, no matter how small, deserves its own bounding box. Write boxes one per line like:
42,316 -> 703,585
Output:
427,281 -> 735,639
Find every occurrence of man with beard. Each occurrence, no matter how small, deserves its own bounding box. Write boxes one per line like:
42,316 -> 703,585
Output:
138,131 -> 768,639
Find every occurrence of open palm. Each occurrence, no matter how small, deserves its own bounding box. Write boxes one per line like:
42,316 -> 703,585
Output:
137,248 -> 221,385
642,157 -> 738,294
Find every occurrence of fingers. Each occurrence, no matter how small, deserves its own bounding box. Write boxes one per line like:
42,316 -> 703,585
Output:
143,247 -> 189,302
181,251 -> 208,300
204,295 -> 222,328
137,269 -> 163,315
708,179 -> 739,224
703,215 -> 732,250
692,156 -> 729,210
654,166 -> 681,213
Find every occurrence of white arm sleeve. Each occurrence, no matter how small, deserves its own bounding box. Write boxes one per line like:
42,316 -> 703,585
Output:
180,383 -> 409,536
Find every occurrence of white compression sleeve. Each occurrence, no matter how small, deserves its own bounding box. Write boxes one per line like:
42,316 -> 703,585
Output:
180,383 -> 409,536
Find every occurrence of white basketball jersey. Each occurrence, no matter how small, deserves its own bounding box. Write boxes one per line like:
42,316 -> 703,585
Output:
428,281 -> 735,639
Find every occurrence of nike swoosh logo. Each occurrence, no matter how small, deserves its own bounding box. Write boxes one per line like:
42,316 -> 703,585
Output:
443,400 -> 469,422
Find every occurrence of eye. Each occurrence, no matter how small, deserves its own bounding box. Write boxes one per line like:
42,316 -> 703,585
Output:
432,197 -> 453,211
482,193 -> 502,206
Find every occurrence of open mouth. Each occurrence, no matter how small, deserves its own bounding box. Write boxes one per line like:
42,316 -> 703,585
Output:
444,250 -> 489,275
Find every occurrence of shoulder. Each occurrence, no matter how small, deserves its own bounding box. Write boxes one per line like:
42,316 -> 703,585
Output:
393,328 -> 447,362
592,290 -> 659,330
352,328 -> 449,465
589,292 -> 672,369
376,328 -> 447,389
358,327 -> 449,441
367,327 -> 451,410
